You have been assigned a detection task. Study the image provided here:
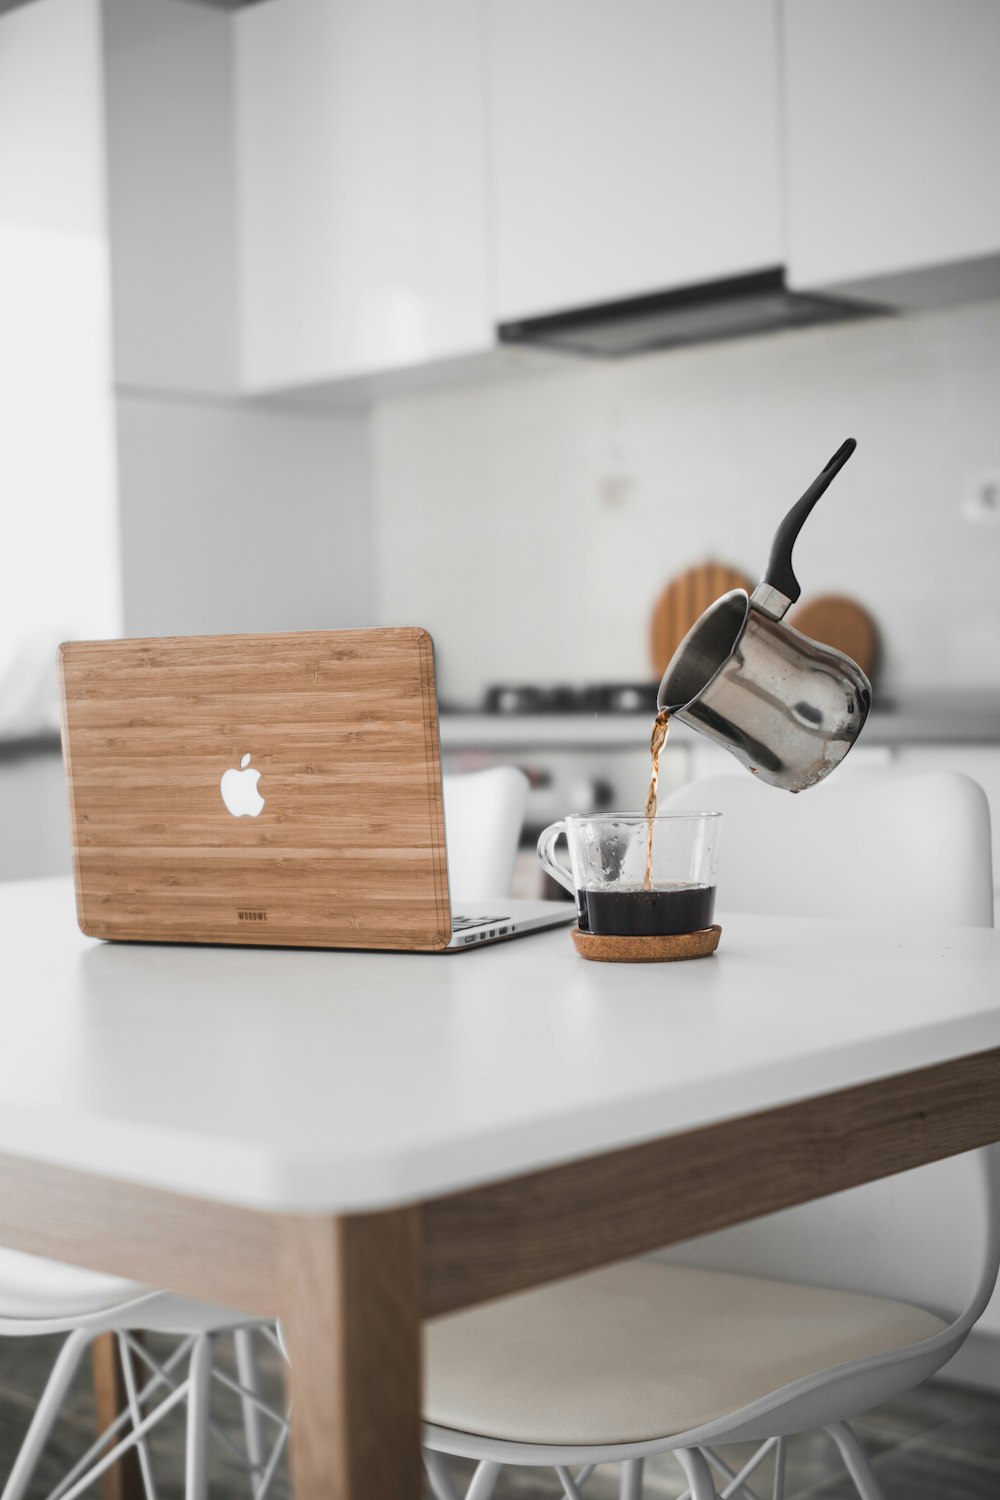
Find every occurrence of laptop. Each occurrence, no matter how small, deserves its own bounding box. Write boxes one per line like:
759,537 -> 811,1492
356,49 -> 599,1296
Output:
58,627 -> 574,952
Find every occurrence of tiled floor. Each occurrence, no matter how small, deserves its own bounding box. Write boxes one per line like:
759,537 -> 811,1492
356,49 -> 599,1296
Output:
0,1331 -> 997,1498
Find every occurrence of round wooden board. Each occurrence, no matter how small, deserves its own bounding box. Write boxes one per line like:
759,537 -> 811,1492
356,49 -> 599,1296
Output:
787,595 -> 880,681
650,563 -> 752,679
572,924 -> 722,964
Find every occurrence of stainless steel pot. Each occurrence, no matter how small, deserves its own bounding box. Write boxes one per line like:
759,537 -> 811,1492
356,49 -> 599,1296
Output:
656,439 -> 871,792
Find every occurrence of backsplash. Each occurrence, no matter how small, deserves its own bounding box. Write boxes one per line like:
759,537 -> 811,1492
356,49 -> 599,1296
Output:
371,299 -> 1000,705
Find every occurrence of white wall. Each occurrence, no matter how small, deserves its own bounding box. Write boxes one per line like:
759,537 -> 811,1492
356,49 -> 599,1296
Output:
118,395 -> 373,639
0,0 -> 105,238
371,300 -> 1000,703
0,0 -> 119,736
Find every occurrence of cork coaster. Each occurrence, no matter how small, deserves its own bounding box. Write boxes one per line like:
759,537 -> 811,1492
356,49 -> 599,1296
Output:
571,925 -> 722,963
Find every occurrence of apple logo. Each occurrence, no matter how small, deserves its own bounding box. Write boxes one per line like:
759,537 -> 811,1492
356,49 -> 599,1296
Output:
220,753 -> 265,818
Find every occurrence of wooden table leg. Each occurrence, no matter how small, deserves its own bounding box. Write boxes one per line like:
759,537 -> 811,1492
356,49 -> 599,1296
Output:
91,1332 -> 144,1500
280,1207 -> 422,1500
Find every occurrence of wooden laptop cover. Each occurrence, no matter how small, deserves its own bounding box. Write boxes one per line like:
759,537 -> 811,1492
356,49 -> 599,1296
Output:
58,627 -> 452,950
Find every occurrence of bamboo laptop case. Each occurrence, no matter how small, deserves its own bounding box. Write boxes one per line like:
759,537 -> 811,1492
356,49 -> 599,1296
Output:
59,628 -> 458,951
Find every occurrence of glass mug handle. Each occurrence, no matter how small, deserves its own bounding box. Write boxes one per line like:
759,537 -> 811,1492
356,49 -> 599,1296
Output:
536,820 -> 575,897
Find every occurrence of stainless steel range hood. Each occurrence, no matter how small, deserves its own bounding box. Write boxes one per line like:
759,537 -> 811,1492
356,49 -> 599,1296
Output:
497,268 -> 883,359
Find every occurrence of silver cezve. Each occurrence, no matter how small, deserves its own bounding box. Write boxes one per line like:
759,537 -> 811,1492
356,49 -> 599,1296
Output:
657,439 -> 872,793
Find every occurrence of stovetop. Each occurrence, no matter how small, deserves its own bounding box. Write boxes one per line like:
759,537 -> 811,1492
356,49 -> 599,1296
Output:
452,682 -> 661,717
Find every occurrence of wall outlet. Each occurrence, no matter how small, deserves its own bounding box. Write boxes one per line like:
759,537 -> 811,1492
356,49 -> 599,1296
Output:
962,471 -> 1000,524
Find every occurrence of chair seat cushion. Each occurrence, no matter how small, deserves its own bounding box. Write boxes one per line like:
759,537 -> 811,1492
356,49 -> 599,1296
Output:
425,1260 -> 947,1446
0,1247 -> 150,1321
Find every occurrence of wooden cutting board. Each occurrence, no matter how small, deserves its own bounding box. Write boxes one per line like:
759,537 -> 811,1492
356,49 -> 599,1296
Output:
649,562 -> 753,678
787,594 -> 880,681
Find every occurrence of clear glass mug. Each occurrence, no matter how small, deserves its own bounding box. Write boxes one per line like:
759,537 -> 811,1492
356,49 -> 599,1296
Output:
537,813 -> 722,937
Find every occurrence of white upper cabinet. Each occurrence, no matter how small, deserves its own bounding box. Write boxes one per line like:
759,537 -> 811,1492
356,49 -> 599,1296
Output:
235,0 -> 492,391
487,0 -> 783,323
784,0 -> 1000,299
230,0 -> 998,393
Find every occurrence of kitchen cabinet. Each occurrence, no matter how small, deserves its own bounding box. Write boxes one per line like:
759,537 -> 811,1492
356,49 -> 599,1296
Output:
232,0 -> 999,394
783,0 -> 1000,303
235,0 -> 492,391
103,0 -> 241,395
487,0 -> 783,322
0,746 -> 70,882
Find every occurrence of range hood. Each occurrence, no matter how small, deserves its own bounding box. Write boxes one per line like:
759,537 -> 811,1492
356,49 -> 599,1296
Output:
497,268 -> 881,359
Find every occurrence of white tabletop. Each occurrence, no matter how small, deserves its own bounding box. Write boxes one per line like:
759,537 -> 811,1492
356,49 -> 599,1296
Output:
0,878 -> 997,1215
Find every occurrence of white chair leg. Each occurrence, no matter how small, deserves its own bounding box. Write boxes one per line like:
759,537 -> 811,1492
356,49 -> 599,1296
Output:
700,1438 -> 777,1500
185,1334 -> 213,1500
772,1435 -> 786,1500
824,1423 -> 886,1500
620,1456 -> 644,1500
555,1466 -> 585,1500
674,1446 -> 720,1500
1,1330 -> 93,1500
118,1333 -> 159,1500
233,1327 -> 265,1497
424,1447 -> 462,1500
465,1459 -> 503,1500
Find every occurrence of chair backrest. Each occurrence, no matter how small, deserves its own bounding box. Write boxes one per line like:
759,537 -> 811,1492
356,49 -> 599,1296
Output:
442,767 -> 528,901
664,1148 -> 1000,1328
665,769 -> 994,928
659,768 -> 998,1325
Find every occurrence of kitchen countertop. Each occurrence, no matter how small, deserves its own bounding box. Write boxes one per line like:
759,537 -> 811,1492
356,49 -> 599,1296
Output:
2,698 -> 997,760
441,694 -> 1000,751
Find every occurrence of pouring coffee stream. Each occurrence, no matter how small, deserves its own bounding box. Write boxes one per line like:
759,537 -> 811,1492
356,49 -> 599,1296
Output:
643,709 -> 670,890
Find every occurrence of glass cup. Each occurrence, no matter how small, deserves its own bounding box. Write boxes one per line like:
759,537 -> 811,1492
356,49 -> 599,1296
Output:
537,813 -> 722,937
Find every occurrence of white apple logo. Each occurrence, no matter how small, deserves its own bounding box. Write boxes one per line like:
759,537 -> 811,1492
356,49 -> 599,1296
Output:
220,753 -> 265,818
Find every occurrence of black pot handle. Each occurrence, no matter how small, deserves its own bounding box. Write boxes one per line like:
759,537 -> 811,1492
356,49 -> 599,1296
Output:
761,438 -> 857,603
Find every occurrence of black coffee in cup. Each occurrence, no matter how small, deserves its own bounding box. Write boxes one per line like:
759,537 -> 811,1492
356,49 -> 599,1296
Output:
577,881 -> 715,937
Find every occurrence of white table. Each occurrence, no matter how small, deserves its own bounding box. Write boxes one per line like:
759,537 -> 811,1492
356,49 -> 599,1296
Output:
1,877 -> 998,1498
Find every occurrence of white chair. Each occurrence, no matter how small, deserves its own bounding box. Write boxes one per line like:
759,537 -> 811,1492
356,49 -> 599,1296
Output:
1,812 -> 281,1498
665,767 -> 994,927
424,1151 -> 998,1500
0,765 -> 530,1500
442,767 -> 529,900
420,769 -> 998,1500
0,1252 -> 286,1500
